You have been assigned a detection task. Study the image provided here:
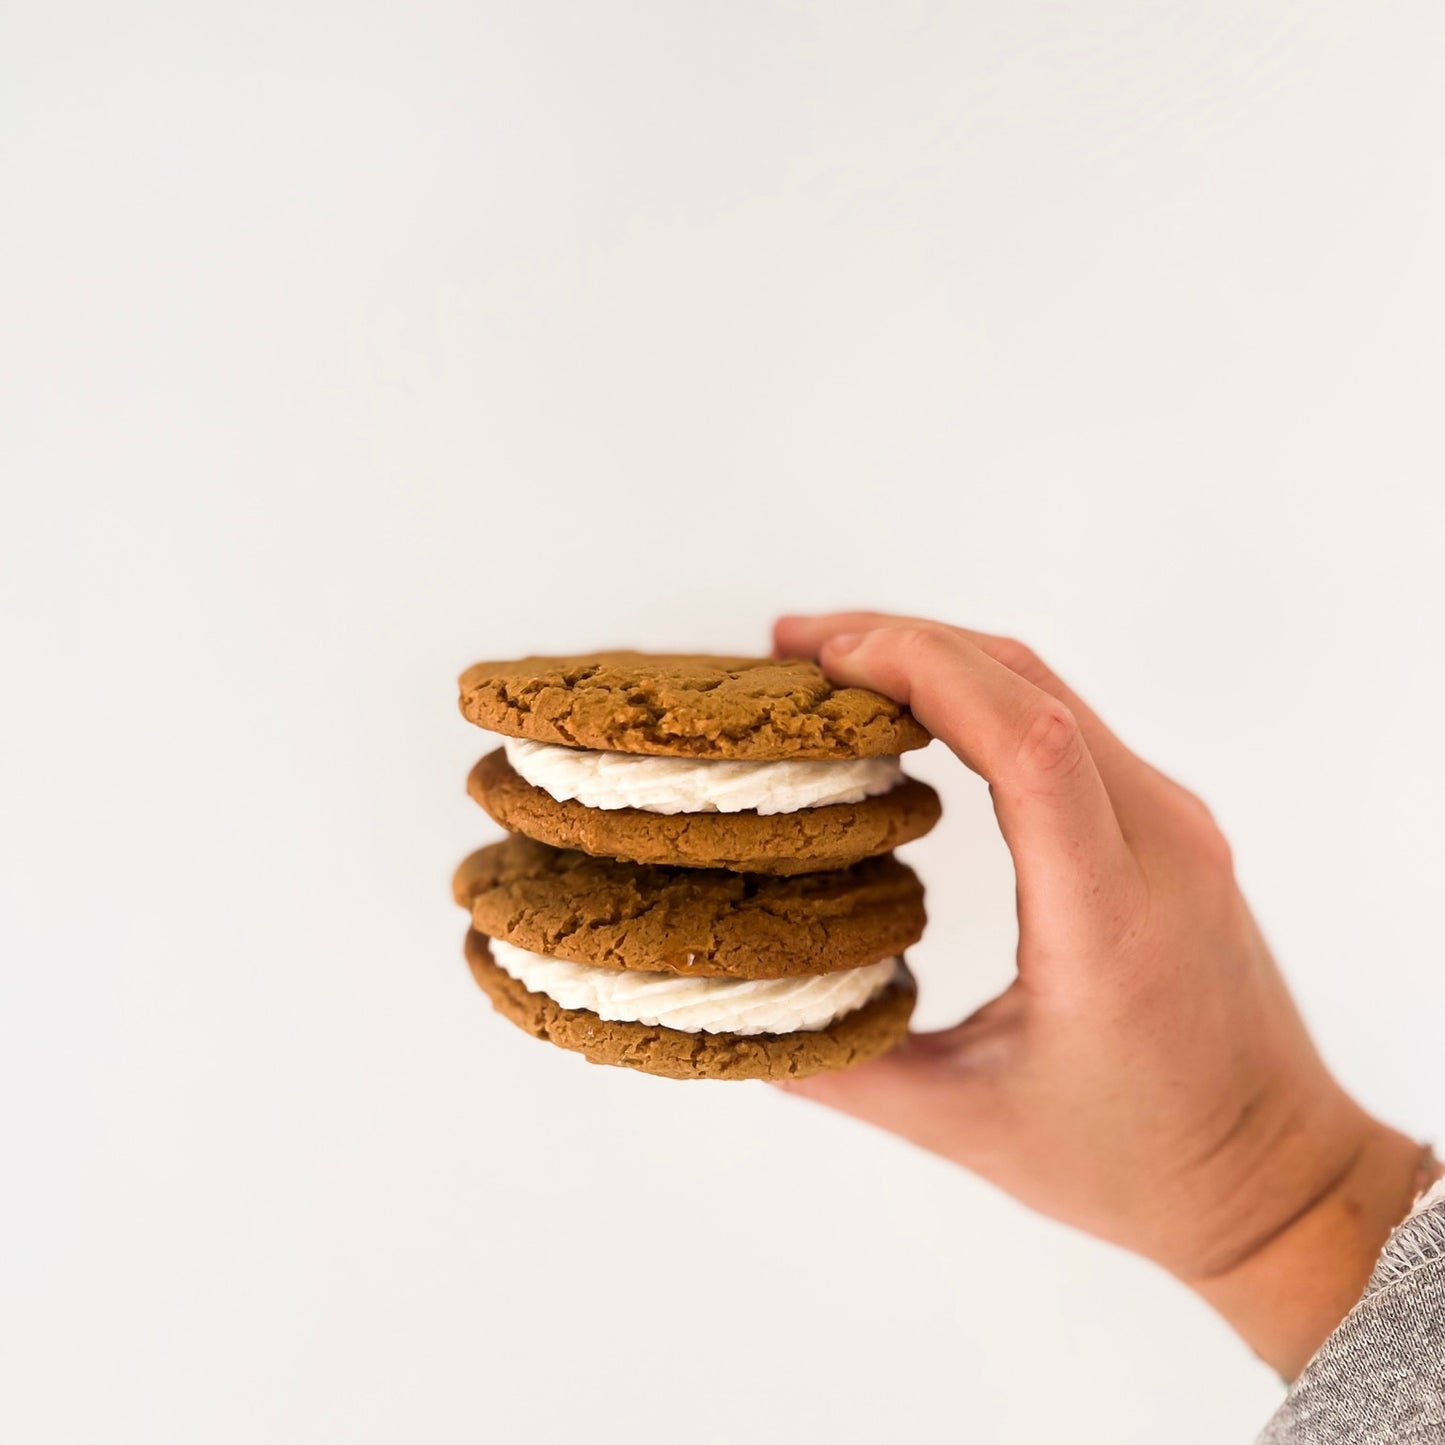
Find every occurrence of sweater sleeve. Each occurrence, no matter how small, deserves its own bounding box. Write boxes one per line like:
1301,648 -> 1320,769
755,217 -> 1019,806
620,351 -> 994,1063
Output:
1259,1178 -> 1445,1444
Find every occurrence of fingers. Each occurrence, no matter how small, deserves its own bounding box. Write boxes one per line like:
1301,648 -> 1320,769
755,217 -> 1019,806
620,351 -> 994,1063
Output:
814,624 -> 1143,965
777,611 -> 1144,805
777,611 -> 916,657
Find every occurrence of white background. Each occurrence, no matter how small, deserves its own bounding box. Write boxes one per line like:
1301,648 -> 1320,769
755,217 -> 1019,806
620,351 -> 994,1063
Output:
3,3 -> 1443,1442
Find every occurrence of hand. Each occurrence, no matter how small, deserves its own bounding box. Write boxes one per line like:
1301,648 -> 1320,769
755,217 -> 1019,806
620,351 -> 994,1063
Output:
774,611 -> 1419,1378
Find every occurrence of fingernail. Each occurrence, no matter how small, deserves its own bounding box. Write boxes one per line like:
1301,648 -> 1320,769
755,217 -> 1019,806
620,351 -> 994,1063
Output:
827,632 -> 863,656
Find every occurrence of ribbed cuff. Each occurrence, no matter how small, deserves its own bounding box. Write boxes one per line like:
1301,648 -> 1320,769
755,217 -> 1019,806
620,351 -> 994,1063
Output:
1364,1179 -> 1445,1296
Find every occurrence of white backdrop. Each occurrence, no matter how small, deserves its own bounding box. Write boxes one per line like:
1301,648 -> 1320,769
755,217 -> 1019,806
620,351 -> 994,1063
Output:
3,4 -> 1443,1442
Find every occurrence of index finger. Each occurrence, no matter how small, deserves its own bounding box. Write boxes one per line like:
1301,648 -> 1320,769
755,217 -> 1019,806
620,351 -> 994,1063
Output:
816,624 -> 1143,973
776,611 -> 1148,813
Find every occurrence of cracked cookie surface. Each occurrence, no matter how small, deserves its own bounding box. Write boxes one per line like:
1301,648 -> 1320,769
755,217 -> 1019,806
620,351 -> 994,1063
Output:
452,835 -> 926,978
467,748 -> 941,874
464,931 -> 916,1080
457,652 -> 930,760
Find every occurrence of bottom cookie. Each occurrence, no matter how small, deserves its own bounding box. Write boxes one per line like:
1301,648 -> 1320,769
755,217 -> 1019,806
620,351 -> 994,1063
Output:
464,931 -> 916,1081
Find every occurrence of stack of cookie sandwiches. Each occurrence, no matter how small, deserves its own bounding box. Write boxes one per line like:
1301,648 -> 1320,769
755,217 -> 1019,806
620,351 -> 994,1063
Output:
451,653 -> 940,1080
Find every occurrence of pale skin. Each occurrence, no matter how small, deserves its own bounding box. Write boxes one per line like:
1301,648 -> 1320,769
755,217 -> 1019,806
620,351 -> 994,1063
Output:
772,611 -> 1422,1380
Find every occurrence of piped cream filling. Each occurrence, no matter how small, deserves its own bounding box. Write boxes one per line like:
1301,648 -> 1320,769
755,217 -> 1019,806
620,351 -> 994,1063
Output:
490,938 -> 899,1036
502,736 -> 904,816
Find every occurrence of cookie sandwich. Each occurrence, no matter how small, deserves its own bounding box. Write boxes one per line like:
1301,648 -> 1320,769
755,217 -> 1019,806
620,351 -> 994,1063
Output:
453,836 -> 924,1080
452,652 -> 939,1080
460,653 -> 941,874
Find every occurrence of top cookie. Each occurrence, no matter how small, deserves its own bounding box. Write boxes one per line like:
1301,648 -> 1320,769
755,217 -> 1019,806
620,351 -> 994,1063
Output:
457,652 -> 929,760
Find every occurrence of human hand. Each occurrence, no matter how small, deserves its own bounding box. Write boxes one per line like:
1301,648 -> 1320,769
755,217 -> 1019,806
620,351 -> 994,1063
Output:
774,612 -> 1419,1378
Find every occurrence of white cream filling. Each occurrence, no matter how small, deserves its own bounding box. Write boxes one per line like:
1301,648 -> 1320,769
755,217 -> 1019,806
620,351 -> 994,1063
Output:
490,938 -> 899,1036
502,736 -> 904,816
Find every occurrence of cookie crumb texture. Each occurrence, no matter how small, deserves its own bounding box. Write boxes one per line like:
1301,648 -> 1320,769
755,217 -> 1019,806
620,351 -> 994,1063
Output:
453,835 -> 926,978
457,652 -> 930,760
468,749 -> 942,874
465,931 -> 916,1080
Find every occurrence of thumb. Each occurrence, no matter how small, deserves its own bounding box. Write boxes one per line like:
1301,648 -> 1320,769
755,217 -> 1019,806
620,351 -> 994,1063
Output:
773,1029 -> 991,1157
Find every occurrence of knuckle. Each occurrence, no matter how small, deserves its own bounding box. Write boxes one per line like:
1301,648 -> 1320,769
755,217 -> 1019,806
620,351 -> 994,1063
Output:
1014,699 -> 1085,784
885,625 -> 951,665
1173,785 -> 1234,871
1194,816 -> 1235,876
890,624 -> 938,653
990,635 -> 1045,683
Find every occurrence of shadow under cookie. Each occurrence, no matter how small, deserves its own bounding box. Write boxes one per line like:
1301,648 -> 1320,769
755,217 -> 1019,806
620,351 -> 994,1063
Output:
465,930 -> 917,1081
468,748 -> 942,874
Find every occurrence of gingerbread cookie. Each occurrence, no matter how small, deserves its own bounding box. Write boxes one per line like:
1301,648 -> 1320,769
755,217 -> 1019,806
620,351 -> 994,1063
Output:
452,836 -> 926,979
458,652 -> 930,760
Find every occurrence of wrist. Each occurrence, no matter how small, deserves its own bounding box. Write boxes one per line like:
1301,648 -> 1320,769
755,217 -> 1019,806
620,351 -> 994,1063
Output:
1184,1116 -> 1421,1378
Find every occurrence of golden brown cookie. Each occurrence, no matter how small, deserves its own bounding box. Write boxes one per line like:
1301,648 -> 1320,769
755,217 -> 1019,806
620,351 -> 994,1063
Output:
452,835 -> 926,979
466,748 -> 942,875
464,931 -> 916,1080
457,652 -> 930,760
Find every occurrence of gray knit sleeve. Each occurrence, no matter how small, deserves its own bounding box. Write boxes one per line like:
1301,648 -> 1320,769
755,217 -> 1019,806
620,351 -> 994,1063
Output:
1259,1181 -> 1445,1444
